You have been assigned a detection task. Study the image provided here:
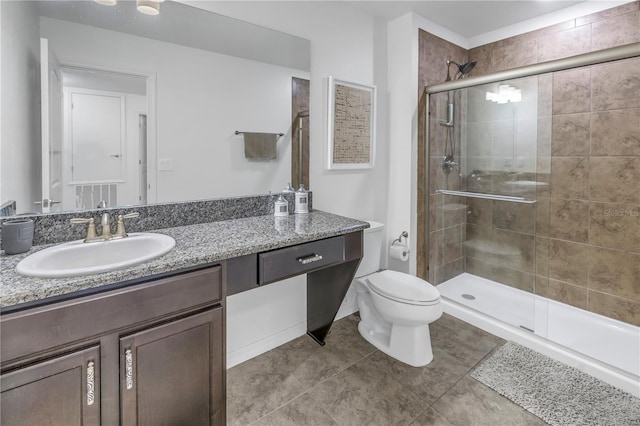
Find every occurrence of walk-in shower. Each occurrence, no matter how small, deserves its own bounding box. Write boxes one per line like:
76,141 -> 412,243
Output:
425,42 -> 640,396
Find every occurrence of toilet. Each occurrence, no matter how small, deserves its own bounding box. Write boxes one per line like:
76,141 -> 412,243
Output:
354,221 -> 442,367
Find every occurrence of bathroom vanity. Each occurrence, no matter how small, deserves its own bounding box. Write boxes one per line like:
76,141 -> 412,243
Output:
0,210 -> 366,425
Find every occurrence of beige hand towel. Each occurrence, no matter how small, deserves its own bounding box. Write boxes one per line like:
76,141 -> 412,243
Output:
243,132 -> 278,160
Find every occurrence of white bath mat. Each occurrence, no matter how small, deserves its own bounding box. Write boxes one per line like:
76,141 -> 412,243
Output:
471,341 -> 640,426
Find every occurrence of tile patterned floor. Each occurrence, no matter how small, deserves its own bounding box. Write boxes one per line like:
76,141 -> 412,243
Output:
227,314 -> 548,426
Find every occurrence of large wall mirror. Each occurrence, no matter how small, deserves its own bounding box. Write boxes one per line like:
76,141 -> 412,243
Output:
1,0 -> 310,216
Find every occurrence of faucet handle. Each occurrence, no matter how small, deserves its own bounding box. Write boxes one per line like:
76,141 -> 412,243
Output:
122,212 -> 140,220
114,212 -> 140,239
70,217 -> 99,242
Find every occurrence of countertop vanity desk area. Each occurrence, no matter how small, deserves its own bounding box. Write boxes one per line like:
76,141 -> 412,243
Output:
0,199 -> 367,425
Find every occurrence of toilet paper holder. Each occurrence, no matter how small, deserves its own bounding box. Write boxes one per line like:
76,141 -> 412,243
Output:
392,231 -> 409,246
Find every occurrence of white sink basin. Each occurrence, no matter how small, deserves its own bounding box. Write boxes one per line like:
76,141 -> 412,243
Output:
16,233 -> 176,278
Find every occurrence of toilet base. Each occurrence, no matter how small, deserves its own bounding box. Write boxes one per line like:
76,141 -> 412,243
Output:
358,320 -> 434,367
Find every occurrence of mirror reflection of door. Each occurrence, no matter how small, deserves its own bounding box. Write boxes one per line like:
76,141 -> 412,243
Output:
39,38 -> 63,213
292,77 -> 310,189
139,114 -> 148,205
70,90 -> 124,182
60,67 -> 148,210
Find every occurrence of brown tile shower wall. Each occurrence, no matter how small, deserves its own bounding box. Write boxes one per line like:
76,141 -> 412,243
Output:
417,31 -> 468,284
465,1 -> 640,326
464,198 -> 537,293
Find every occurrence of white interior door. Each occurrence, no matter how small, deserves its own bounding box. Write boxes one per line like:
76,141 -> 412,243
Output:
39,38 -> 63,213
70,91 -> 124,183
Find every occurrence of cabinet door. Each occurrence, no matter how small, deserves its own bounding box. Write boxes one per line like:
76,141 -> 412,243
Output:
120,308 -> 224,426
1,346 -> 100,426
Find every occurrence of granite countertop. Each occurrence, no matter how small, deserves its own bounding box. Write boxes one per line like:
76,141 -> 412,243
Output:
0,211 -> 368,310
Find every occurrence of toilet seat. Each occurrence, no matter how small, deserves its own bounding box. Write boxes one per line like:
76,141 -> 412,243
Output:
366,270 -> 440,306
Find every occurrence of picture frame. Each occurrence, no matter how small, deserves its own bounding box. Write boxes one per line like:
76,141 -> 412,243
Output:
327,76 -> 376,170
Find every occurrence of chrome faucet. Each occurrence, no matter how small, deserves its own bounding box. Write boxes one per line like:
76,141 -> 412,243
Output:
71,212 -> 139,243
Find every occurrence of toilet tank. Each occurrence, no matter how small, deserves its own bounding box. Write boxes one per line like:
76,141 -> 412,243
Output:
355,220 -> 384,277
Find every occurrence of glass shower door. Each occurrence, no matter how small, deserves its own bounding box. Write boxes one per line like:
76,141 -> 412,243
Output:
428,75 -> 542,332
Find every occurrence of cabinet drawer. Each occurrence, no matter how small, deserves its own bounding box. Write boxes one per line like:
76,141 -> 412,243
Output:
259,236 -> 345,284
1,266 -> 221,365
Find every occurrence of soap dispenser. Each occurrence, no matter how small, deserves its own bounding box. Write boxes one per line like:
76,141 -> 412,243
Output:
294,184 -> 309,214
282,182 -> 295,193
274,194 -> 289,217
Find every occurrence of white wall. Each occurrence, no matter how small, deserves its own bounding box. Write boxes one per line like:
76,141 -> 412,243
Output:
1,1 -> 41,214
40,17 -> 309,202
227,276 -> 306,368
386,13 -> 419,275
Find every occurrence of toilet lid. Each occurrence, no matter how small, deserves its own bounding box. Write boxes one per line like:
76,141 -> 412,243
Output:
366,270 -> 440,305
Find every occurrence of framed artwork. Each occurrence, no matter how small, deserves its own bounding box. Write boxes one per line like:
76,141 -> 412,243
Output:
327,76 -> 376,170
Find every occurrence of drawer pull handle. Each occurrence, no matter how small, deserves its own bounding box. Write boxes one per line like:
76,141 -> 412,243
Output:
125,349 -> 134,390
87,361 -> 95,406
298,254 -> 323,265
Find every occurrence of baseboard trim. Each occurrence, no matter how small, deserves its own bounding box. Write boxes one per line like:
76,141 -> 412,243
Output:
335,300 -> 358,321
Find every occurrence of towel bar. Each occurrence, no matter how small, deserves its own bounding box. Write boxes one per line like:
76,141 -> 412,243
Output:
436,189 -> 537,204
235,131 -> 284,137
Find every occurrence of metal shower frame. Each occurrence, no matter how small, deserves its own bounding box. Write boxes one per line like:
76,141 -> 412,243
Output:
423,41 -> 640,274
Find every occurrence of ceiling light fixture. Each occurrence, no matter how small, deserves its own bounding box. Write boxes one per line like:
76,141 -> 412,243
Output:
94,0 -> 117,5
137,0 -> 160,15
486,84 -> 522,104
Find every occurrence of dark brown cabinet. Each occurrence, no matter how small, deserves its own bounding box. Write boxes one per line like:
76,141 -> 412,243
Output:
1,265 -> 224,426
120,308 -> 224,426
1,346 -> 101,426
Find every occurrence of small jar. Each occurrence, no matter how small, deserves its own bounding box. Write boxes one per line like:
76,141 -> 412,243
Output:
282,182 -> 295,193
274,194 -> 289,217
294,184 -> 308,214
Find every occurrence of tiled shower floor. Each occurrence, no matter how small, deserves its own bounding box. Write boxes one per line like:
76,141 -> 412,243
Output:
227,314 -> 548,426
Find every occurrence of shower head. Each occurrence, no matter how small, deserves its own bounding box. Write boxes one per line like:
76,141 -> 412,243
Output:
445,60 -> 477,81
297,110 -> 310,118
459,60 -> 477,76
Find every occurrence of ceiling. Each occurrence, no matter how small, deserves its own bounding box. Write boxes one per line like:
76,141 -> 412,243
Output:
36,0 -> 311,71
345,1 -> 588,38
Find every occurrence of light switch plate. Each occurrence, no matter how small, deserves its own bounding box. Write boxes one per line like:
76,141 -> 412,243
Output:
159,158 -> 173,171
